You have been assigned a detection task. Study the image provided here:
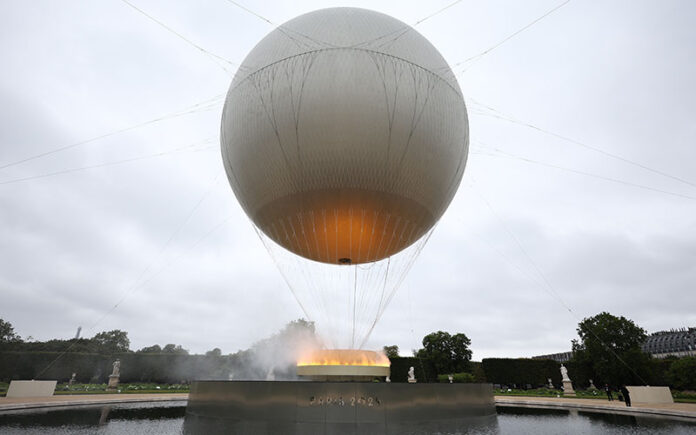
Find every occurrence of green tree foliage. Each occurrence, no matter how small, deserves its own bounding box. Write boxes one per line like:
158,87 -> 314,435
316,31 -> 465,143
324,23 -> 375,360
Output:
0,318 -> 21,343
205,348 -> 222,357
93,330 -> 131,354
382,345 -> 399,359
137,344 -> 163,353
571,312 -> 650,387
415,331 -> 472,375
666,357 -> 696,390
162,344 -> 189,355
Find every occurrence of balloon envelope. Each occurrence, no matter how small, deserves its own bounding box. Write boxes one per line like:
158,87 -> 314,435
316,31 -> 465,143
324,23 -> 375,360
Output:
222,7 -> 468,264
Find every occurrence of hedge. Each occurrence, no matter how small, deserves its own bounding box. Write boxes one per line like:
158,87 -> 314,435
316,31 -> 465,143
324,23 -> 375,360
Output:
3,351 -> 692,389
481,358 -> 561,388
470,361 -> 486,383
388,357 -> 437,383
666,357 -> 696,390
0,352 -> 233,383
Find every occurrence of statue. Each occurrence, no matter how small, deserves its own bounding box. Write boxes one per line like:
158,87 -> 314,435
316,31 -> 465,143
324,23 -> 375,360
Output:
107,359 -> 121,390
547,378 -> 554,389
111,359 -> 121,377
407,367 -> 417,383
448,375 -> 454,384
589,379 -> 597,390
385,376 -> 391,383
68,373 -> 77,386
559,364 -> 575,396
560,364 -> 570,382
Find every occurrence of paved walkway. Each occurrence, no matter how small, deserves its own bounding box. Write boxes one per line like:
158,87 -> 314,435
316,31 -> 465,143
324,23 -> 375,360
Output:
495,395 -> 696,420
0,393 -> 188,411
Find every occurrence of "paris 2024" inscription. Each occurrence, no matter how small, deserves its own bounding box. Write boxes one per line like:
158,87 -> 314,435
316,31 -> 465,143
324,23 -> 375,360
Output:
309,395 -> 382,407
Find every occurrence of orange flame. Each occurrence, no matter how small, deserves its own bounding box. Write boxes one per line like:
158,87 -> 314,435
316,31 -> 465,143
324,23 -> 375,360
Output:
297,349 -> 390,367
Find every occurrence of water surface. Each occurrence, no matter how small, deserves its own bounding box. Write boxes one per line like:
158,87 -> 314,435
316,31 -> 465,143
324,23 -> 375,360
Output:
0,402 -> 694,434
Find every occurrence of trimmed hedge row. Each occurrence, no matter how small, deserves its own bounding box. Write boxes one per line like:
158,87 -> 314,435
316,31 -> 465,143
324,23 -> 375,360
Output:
481,358 -> 562,388
4,351 -> 691,389
480,357 -> 695,390
0,352 -> 233,383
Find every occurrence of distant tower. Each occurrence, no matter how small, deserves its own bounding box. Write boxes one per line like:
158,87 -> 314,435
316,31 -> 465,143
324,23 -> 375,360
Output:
74,326 -> 82,340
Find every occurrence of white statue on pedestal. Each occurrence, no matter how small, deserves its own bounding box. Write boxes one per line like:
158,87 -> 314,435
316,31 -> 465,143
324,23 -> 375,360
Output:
407,367 -> 416,383
107,359 -> 121,390
560,364 -> 575,396
111,360 -> 120,377
560,364 -> 570,382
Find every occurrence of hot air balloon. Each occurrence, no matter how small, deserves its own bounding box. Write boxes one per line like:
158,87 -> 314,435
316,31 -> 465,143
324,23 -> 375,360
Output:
222,7 -> 468,349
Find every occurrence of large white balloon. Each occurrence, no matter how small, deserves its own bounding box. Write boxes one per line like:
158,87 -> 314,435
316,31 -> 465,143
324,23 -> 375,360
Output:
222,7 -> 468,265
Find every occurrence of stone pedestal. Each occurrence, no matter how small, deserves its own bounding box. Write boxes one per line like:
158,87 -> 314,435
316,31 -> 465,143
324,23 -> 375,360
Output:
626,386 -> 673,404
563,380 -> 575,396
7,380 -> 57,398
407,379 -> 417,384
107,375 -> 120,390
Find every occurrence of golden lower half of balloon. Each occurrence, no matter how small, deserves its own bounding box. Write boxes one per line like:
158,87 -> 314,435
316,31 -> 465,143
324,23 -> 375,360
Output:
252,188 -> 433,265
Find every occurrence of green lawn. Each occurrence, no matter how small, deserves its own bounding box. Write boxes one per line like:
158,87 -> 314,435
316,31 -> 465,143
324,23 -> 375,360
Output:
55,382 -> 189,394
494,388 -> 605,400
495,388 -> 696,404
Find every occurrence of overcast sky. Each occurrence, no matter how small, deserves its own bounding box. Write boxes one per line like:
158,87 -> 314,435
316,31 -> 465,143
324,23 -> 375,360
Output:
1,0 -> 695,360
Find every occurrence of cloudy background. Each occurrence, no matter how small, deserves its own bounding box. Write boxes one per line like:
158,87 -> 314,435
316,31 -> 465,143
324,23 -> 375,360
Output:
1,0 -> 695,360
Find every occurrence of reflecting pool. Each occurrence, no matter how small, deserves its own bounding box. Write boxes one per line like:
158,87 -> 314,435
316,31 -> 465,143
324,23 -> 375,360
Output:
1,403 -> 695,434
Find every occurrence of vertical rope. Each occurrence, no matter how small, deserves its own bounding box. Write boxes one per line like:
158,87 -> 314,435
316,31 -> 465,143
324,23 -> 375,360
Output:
352,265 -> 358,348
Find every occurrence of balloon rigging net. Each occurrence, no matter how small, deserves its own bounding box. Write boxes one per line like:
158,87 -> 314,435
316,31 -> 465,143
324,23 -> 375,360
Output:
255,224 -> 434,350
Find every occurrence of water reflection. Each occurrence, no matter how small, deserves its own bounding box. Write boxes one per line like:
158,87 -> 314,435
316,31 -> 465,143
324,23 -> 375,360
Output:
497,406 -> 696,435
1,403 -> 695,434
182,414 -> 500,435
0,401 -> 186,434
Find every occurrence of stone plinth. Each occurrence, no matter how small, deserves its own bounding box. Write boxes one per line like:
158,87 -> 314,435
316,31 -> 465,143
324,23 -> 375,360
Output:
6,380 -> 57,398
107,375 -> 120,390
626,386 -> 673,404
563,381 -> 575,396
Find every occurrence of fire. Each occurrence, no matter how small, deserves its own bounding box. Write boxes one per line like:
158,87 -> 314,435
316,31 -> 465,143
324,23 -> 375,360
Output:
297,349 -> 390,367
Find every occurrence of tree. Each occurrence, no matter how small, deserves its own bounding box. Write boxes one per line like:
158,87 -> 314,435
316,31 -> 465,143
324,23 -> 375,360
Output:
0,318 -> 21,343
137,344 -> 162,353
666,357 -> 696,390
162,344 -> 189,355
206,348 -> 222,357
93,330 -> 130,353
415,331 -> 472,375
571,312 -> 650,387
383,345 -> 399,359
